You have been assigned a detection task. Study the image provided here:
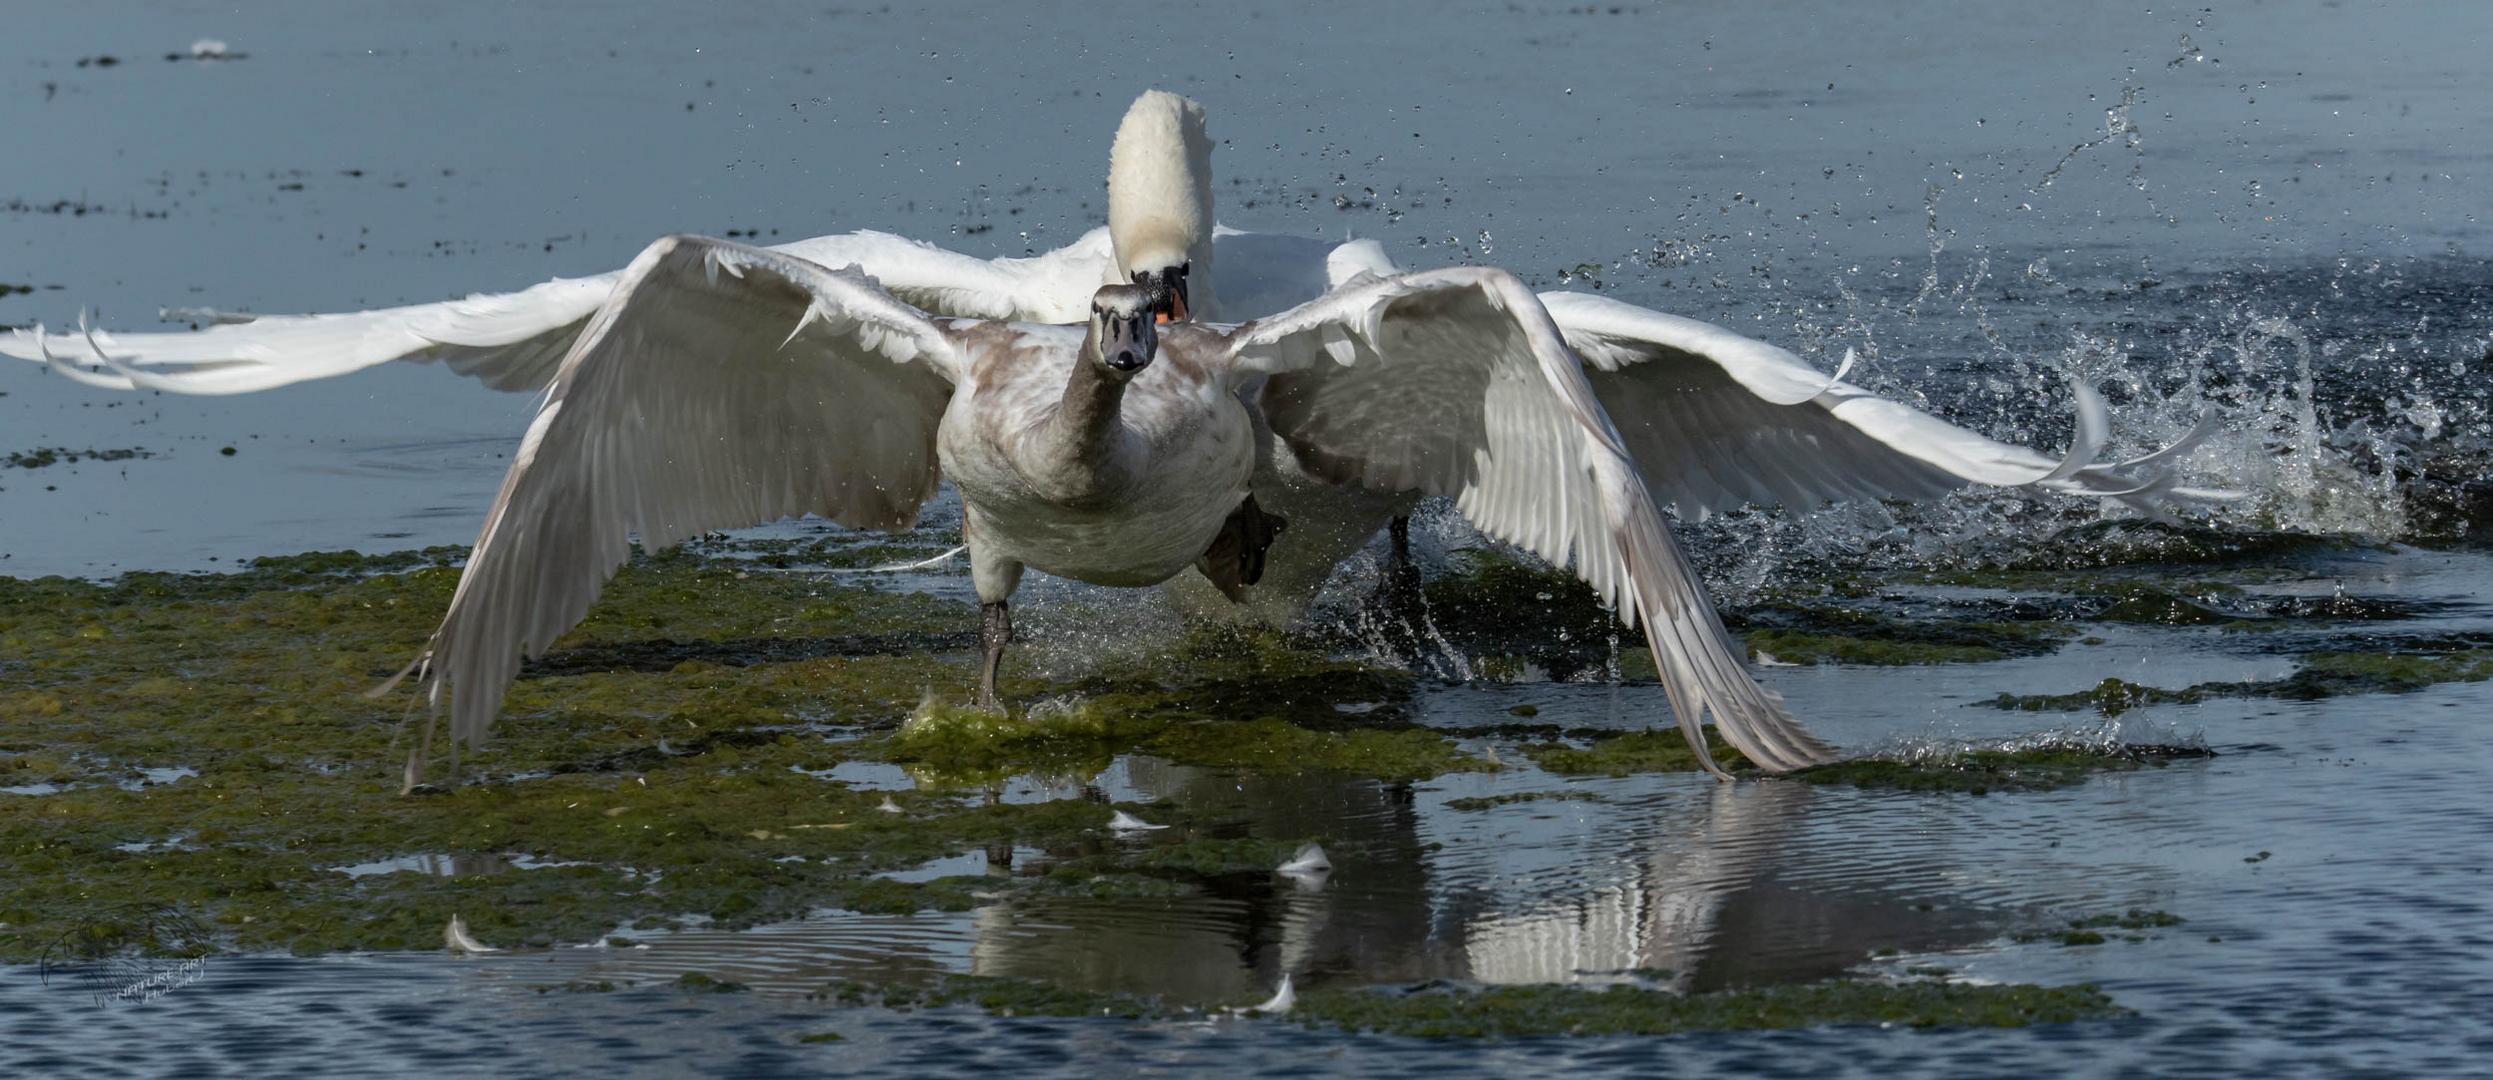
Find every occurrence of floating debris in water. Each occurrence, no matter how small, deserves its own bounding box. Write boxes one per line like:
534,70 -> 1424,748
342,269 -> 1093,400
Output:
164,39 -> 246,62
858,544 -> 967,573
1276,843 -> 1331,891
1247,975 -> 1295,1015
4,447 -> 149,469
1107,810 -> 1167,832
443,916 -> 499,954
1275,843 -> 1330,875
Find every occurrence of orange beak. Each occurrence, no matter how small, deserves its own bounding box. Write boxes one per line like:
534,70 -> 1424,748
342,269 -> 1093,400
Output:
1145,266 -> 1191,324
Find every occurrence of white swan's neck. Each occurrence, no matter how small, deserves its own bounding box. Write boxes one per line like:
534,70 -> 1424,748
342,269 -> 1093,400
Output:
1108,90 -> 1218,318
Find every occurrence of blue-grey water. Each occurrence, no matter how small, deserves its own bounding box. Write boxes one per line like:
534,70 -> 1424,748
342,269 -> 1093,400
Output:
4,1 -> 2491,1076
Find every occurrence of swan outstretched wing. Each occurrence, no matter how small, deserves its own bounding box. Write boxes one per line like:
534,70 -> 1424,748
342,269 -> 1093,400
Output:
397,235 -> 963,748
8,272 -> 613,395
1226,267 -> 1836,775
1537,291 -> 2229,519
3,229 -> 1106,395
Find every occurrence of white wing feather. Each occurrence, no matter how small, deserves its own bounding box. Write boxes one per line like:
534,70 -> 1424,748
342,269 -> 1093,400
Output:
11,275 -> 612,395
3,229 -> 1110,395
399,235 -> 962,749
1537,291 -> 2232,517
1229,268 -> 1836,775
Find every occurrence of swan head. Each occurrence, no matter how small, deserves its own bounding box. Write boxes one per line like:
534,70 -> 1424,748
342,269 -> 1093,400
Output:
1109,90 -> 1214,321
1133,260 -> 1191,322
1087,284 -> 1159,377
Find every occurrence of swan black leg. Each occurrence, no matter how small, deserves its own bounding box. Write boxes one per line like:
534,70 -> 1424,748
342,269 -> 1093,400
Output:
1194,494 -> 1288,602
1381,515 -> 1422,610
1364,514 -> 1447,673
977,600 -> 1012,709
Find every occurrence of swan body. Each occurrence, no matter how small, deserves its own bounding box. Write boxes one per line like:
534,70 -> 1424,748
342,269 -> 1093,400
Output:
939,319 -> 1256,591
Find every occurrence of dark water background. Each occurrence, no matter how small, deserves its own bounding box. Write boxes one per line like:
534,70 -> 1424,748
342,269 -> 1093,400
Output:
3,2 -> 2490,1076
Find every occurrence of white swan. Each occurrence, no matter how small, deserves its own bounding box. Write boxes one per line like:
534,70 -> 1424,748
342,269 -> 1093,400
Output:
374,234 -> 1835,782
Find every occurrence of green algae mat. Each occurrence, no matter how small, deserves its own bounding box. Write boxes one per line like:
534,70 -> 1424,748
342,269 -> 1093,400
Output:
0,535 -> 2349,1036
0,548 -> 1510,960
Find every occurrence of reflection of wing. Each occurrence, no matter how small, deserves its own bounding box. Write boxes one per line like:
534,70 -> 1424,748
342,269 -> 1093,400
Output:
3,229 -> 1105,395
1540,291 -> 2229,517
1463,782 -> 1809,985
393,236 -> 962,748
1226,268 -> 1836,774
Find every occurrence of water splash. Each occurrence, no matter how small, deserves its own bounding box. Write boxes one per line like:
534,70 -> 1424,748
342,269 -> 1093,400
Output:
1862,716 -> 2210,764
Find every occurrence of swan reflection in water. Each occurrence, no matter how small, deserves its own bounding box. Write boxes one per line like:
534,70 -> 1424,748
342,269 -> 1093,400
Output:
524,761 -> 2034,999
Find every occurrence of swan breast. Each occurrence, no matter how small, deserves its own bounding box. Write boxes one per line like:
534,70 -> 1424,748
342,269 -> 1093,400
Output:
939,327 -> 1254,587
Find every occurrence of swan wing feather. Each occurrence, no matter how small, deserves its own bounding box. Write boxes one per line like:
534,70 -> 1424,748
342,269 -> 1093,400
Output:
400,235 -> 962,748
1226,268 -> 1837,774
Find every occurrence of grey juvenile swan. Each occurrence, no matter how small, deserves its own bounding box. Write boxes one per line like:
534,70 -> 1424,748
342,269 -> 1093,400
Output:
375,235 -> 1834,785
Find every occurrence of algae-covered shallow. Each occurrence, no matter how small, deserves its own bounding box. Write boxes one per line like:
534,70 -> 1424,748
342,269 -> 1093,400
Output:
11,533 -> 2493,1067
13,533 -> 2493,1072
0,539 -> 2239,1030
1794,734 -> 2216,794
807,972 -> 2125,1037
0,547 -> 1496,960
1990,649 -> 2493,715
1290,978 -> 2125,1038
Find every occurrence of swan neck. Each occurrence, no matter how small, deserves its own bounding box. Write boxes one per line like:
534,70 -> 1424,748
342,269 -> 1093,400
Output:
1052,338 -> 1132,469
1108,90 -> 1216,315
1187,234 -> 1218,322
